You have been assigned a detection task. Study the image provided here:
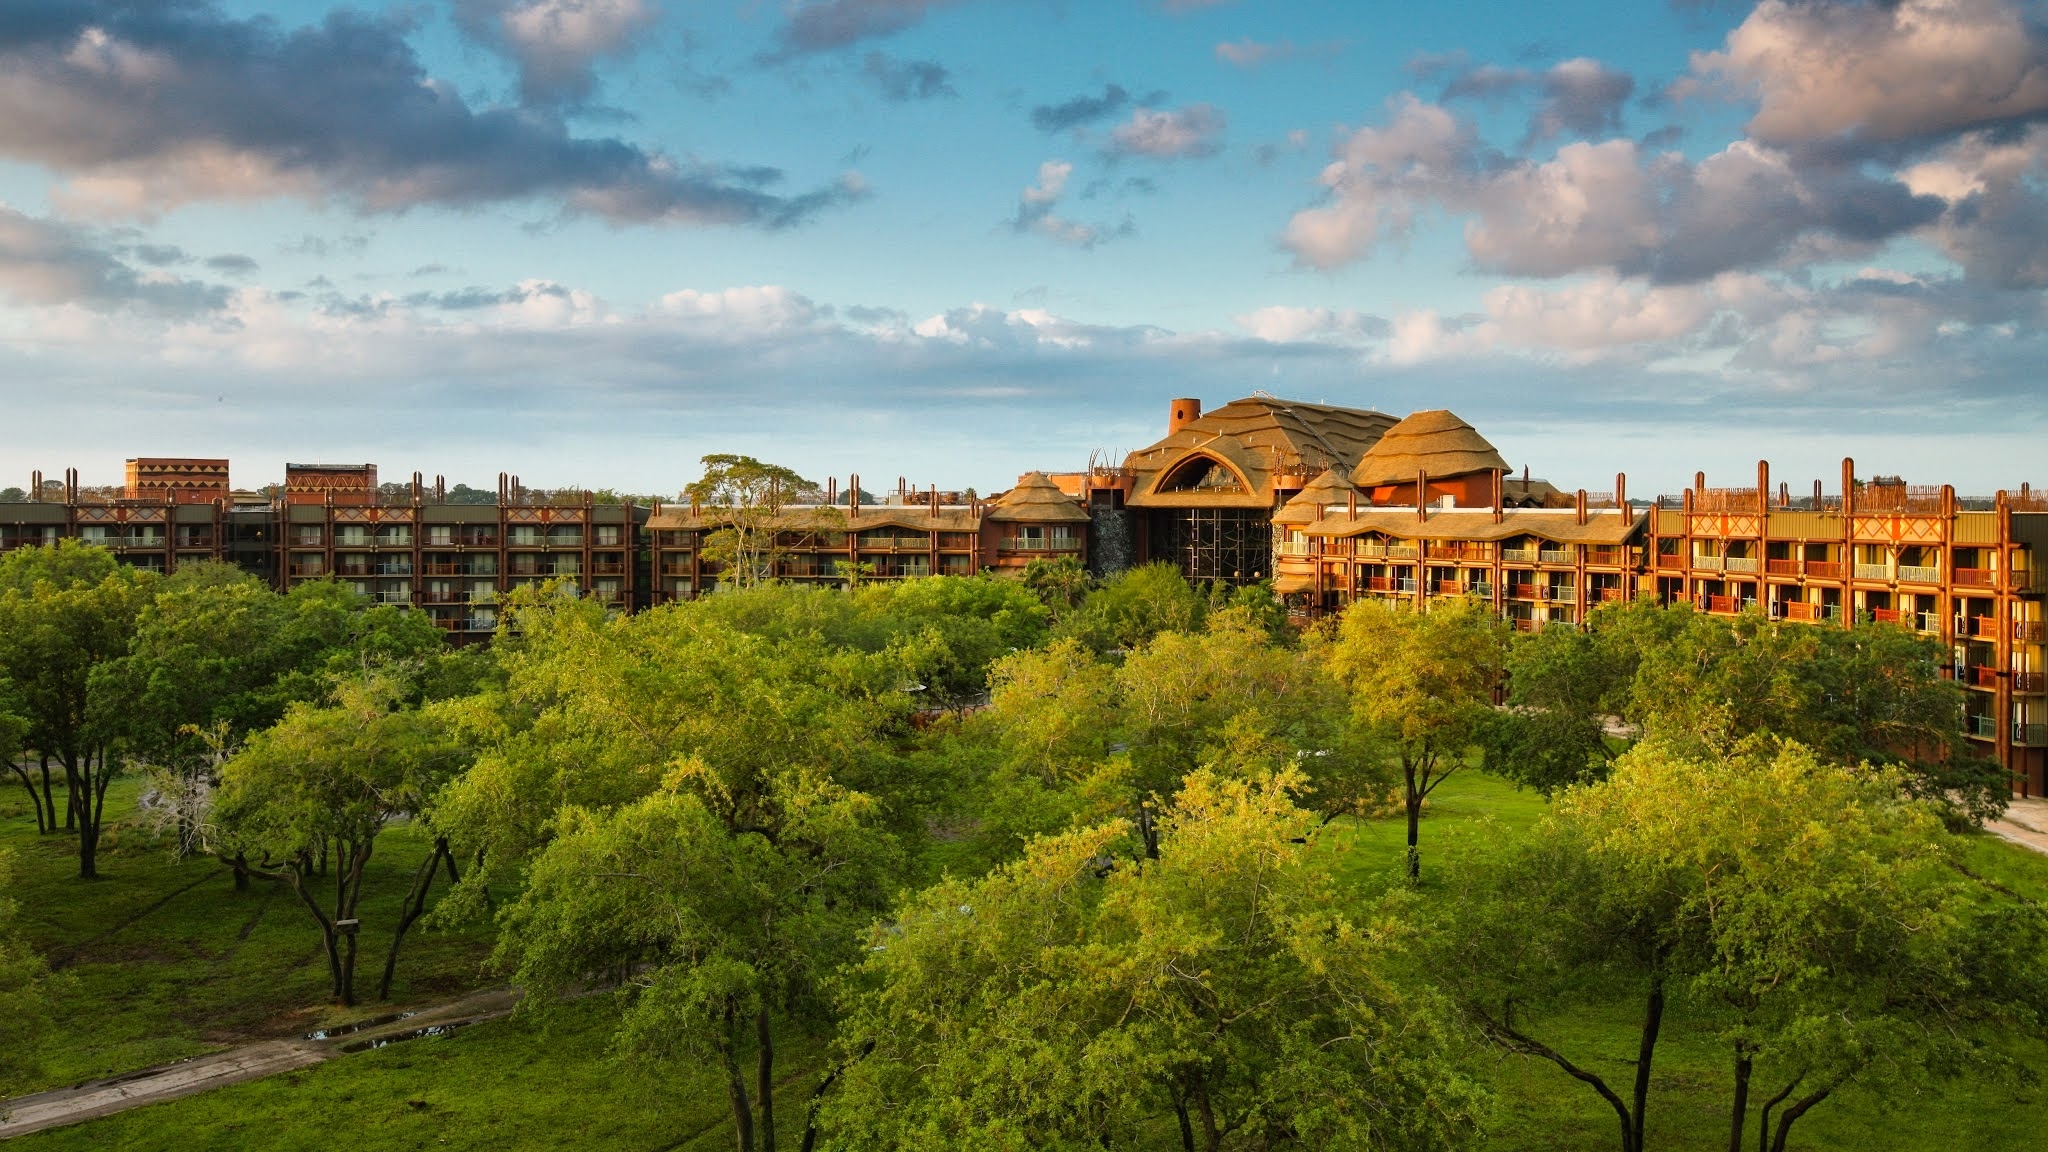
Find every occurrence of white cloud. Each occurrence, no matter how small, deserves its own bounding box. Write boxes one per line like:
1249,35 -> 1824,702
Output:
1687,0 -> 2048,149
1108,104 -> 1227,158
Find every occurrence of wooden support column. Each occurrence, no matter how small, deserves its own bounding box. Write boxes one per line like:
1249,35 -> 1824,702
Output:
1575,489 -> 1587,627
1841,457 -> 1856,628
1997,493 -> 2014,790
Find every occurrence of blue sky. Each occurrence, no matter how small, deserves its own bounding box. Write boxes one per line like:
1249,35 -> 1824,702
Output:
0,0 -> 2044,497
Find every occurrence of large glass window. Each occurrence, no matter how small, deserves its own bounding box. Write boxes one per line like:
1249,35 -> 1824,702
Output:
1146,508 -> 1271,584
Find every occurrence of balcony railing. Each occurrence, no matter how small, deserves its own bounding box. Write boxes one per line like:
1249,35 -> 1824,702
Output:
1548,585 -> 1577,602
590,561 -> 627,575
1501,548 -> 1539,564
1898,564 -> 1941,584
2016,672 -> 2046,695
1959,616 -> 2002,639
1693,554 -> 1724,572
1598,586 -> 1627,602
1971,667 -> 1999,688
1972,714 -> 1997,739
1469,582 -> 1493,598
1538,549 -> 1573,564
288,564 -> 325,578
1588,549 -> 1629,567
1276,541 -> 1314,557
1806,561 -> 1843,579
1433,580 -> 1463,596
1004,536 -> 1080,551
1953,567 -> 1995,587
1724,556 -> 1759,574
1708,595 -> 1738,614
1854,563 -> 1890,580
1766,559 -> 1801,576
2017,621 -> 2046,642
2017,723 -> 2048,746
1782,601 -> 1819,622
1510,583 -> 1540,600
1872,608 -> 1901,625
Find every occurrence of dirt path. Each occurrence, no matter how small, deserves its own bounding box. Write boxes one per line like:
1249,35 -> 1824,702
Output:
1988,797 -> 2048,858
0,987 -> 521,1140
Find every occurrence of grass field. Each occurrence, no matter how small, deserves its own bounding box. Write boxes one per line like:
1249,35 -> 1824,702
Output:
5,769 -> 2044,1150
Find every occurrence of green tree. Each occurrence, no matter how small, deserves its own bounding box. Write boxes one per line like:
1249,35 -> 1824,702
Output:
1482,619 -> 1629,794
1056,561 -> 1207,653
1325,597 -> 1506,882
826,770 -> 1488,1151
213,674 -> 462,1005
1442,737 -> 2048,1152
1021,555 -> 1093,619
498,764 -> 895,1152
0,541 -> 159,876
687,455 -> 841,588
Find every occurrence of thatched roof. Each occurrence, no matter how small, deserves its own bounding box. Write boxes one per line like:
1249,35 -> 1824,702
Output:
1126,397 -> 1399,509
986,472 -> 1093,523
1274,468 -> 1363,525
1349,410 -> 1508,489
1299,508 -> 1647,546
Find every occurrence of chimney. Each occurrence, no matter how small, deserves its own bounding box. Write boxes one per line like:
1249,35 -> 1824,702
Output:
1616,472 -> 1627,511
1168,397 -> 1203,436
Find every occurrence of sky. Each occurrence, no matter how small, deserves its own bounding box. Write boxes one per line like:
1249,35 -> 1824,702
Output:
0,0 -> 2044,497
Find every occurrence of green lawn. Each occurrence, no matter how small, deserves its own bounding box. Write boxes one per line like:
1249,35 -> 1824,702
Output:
6,769 -> 2045,1150
0,774 -> 500,1098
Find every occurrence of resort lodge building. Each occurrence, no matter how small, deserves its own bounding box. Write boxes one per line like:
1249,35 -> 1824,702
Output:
3,395 -> 2042,795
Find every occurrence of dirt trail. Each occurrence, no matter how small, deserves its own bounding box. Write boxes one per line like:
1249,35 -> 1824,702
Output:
0,987 -> 520,1140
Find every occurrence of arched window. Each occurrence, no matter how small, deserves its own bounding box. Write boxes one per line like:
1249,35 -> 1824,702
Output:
1157,455 -> 1248,494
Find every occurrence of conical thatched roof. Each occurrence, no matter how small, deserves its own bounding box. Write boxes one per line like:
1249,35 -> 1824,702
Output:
985,472 -> 1093,522
1349,409 -> 1508,489
1274,468 -> 1361,524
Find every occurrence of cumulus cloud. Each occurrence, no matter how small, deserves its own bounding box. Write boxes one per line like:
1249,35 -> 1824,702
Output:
862,52 -> 955,101
772,0 -> 961,56
1902,124 -> 2048,288
1108,104 -> 1227,158
0,205 -> 228,313
1009,160 -> 1133,248
0,2 -> 856,227
1686,0 -> 2048,153
454,0 -> 660,105
1281,96 -> 1943,281
1432,56 -> 1636,145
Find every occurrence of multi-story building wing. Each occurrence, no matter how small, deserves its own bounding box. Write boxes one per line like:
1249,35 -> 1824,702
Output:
1648,461 -> 2045,795
2,396 -> 2038,792
642,472 -> 1091,599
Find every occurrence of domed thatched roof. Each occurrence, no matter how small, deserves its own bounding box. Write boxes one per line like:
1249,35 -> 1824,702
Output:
985,471 -> 1093,523
1349,409 -> 1508,489
1274,468 -> 1361,524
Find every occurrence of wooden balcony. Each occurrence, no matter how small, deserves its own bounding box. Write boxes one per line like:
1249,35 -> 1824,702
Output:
1898,564 -> 1941,584
1706,595 -> 1741,614
2014,671 -> 2045,694
1872,608 -> 1901,625
1537,549 -> 1574,564
1766,559 -> 1801,576
1971,667 -> 2000,688
1693,555 -> 1724,572
1002,537 -> 1080,552
1509,583 -> 1540,600
1782,601 -> 1819,622
1501,547 -> 1539,564
1959,616 -> 2001,639
2017,621 -> 2046,642
1953,567 -> 1995,587
1655,553 -> 1684,570
1724,556 -> 1759,574
1598,586 -> 1627,602
1854,563 -> 1889,580
1806,561 -> 1843,579
1587,548 -> 1629,567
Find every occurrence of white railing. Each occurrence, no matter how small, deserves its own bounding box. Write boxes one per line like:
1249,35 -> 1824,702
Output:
1724,556 -> 1759,574
1854,563 -> 1890,580
1501,548 -> 1539,564
1898,565 -> 1941,584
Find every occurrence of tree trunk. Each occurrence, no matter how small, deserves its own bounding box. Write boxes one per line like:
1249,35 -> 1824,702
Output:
76,755 -> 98,880
1768,1085 -> 1832,1152
288,858 -> 346,1001
719,1004 -> 755,1152
1632,977 -> 1664,1152
230,852 -> 250,892
40,753 -> 58,832
1194,1080 -> 1222,1152
1175,1093 -> 1197,1152
1404,759 -> 1423,882
756,1006 -> 776,1152
8,757 -> 48,835
1756,1075 -> 1801,1152
379,839 -> 447,1000
63,750 -> 77,831
1727,1048 -> 1753,1152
